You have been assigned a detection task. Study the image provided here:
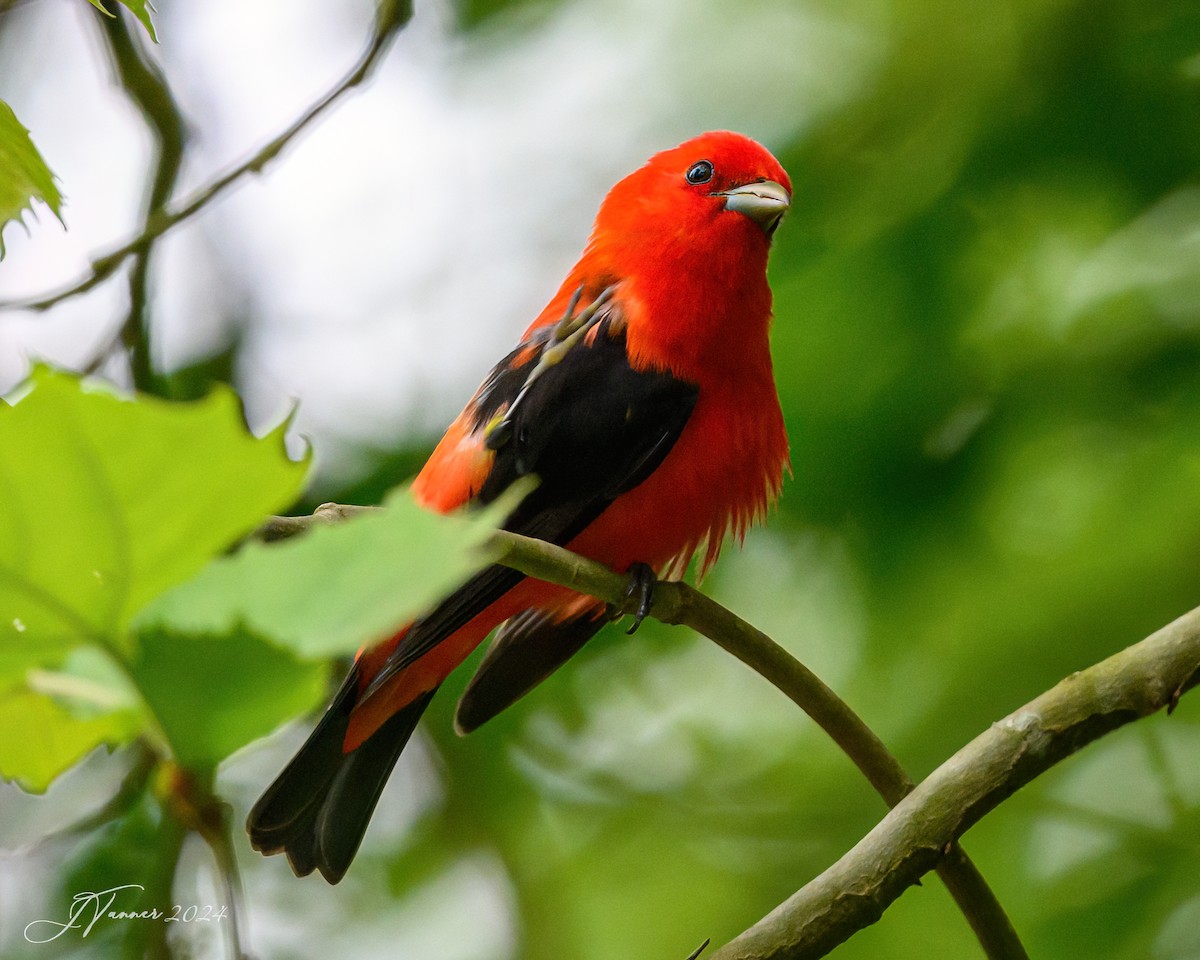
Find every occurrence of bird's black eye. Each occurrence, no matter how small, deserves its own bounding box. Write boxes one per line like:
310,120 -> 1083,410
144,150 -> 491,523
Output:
685,160 -> 714,185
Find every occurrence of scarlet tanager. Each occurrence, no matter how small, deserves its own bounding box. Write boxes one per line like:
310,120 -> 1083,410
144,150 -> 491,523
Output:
248,130 -> 792,883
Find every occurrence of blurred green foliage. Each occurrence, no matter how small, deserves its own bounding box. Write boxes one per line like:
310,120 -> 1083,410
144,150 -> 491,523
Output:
3,0 -> 1200,958
456,0 -> 548,30
376,0 -> 1200,957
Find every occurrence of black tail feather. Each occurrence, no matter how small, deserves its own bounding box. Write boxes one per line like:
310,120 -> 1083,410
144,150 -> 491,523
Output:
454,606 -> 608,734
246,671 -> 437,884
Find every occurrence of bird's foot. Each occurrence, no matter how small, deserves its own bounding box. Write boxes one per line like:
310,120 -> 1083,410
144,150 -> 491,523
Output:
623,562 -> 656,634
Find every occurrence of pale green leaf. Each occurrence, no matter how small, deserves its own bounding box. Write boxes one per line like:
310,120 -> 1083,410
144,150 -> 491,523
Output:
0,99 -> 63,258
85,0 -> 159,43
0,687 -> 141,792
140,486 -> 519,659
0,368 -> 308,663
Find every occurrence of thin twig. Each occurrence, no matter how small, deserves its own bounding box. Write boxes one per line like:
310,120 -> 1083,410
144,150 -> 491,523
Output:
92,2 -> 188,389
199,804 -> 249,960
0,0 -> 413,314
256,501 -> 375,542
157,763 -> 251,959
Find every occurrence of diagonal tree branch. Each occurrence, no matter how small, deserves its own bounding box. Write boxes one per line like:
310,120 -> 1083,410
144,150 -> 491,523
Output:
262,506 -> 1029,959
707,605 -> 1200,960
269,508 -> 1192,950
0,0 -> 413,315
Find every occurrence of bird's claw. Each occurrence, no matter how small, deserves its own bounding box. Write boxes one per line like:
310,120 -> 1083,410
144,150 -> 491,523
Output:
623,562 -> 656,634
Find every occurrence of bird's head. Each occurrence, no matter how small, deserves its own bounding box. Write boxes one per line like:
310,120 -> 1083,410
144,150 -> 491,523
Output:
590,131 -> 792,266
558,131 -> 792,377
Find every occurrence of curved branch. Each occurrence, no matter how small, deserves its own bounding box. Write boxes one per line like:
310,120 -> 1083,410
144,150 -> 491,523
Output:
0,1 -> 413,314
490,532 -> 1027,958
707,606 -> 1200,960
262,508 -> 1027,958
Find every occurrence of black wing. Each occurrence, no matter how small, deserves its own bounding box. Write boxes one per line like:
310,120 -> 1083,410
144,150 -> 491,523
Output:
361,308 -> 698,698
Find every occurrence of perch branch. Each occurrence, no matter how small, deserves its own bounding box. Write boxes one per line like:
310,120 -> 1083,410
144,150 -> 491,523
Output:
261,506 -> 1029,958
490,531 -> 1027,958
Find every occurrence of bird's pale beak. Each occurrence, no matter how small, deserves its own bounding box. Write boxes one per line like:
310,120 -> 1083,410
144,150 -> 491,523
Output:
719,180 -> 790,235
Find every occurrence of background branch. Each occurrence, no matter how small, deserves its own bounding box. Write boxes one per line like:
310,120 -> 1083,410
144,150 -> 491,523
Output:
91,1 -> 187,389
0,0 -> 413,314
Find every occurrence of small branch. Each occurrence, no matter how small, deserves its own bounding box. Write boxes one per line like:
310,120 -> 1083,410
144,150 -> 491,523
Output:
93,2 -> 188,389
491,532 -> 1027,958
256,501 -> 376,542
707,607 -> 1200,960
198,806 -> 250,960
260,508 -> 1027,958
0,1 -> 413,314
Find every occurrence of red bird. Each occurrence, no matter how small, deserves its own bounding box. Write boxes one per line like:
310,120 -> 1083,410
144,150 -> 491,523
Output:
248,130 -> 792,882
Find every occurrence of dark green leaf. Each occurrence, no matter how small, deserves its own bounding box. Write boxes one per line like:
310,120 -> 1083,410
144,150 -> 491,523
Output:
130,625 -> 327,769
